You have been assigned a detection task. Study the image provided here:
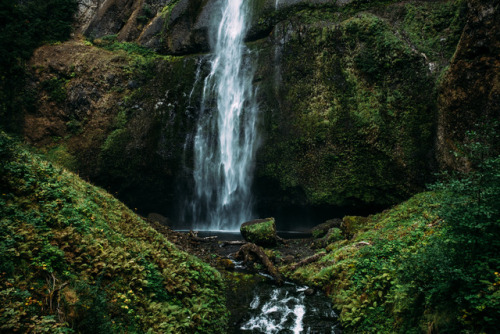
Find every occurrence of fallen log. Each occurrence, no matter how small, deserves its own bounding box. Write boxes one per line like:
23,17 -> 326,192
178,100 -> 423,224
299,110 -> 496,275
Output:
188,230 -> 218,242
220,240 -> 247,247
289,252 -> 326,272
236,243 -> 283,285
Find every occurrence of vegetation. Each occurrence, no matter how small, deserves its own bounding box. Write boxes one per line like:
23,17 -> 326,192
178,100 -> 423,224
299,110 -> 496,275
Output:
1,0 -> 497,332
256,0 -> 467,209
0,132 -> 228,333
0,0 -> 78,131
284,127 -> 500,333
240,218 -> 277,246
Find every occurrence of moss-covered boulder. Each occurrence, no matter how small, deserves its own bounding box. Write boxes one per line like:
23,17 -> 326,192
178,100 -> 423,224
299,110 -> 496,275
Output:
240,218 -> 278,246
312,227 -> 344,249
341,215 -> 369,237
311,218 -> 342,238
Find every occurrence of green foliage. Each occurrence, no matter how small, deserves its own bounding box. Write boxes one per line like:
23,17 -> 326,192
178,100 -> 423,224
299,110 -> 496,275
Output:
136,4 -> 154,26
92,36 -> 178,82
286,192 -> 445,332
0,0 -> 78,130
0,132 -> 228,333
285,125 -> 500,333
398,126 -> 500,333
40,77 -> 69,104
400,0 -> 467,63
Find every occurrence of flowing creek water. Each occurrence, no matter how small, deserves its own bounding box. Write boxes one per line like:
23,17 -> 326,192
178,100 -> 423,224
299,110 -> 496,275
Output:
193,232 -> 341,333
226,264 -> 340,333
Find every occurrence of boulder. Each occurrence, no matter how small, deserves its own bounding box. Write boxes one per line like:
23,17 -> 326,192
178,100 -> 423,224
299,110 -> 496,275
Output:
240,218 -> 277,247
147,212 -> 169,226
341,216 -> 369,237
311,227 -> 343,248
310,218 -> 342,238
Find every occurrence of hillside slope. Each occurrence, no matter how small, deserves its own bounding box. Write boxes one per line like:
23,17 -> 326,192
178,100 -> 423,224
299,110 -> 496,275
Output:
0,132 -> 227,333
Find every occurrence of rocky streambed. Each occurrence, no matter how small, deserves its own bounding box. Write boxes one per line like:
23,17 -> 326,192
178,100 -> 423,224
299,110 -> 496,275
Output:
149,221 -> 341,333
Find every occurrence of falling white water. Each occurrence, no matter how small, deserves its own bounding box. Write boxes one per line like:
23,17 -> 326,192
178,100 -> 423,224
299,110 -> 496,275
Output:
189,0 -> 259,231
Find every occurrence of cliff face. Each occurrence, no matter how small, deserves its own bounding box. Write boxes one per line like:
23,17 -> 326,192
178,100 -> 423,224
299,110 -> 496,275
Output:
436,0 -> 500,171
76,0 -> 213,54
25,39 -> 200,215
23,0 -> 498,221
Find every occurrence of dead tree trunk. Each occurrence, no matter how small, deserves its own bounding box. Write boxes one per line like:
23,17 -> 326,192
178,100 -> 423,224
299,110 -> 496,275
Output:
289,252 -> 326,272
236,243 -> 283,285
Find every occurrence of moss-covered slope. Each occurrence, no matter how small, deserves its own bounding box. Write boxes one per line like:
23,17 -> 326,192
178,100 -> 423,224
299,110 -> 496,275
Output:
0,132 -> 227,333
285,186 -> 500,332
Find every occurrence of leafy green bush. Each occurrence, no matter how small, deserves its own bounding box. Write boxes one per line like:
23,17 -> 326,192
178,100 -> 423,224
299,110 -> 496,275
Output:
399,126 -> 500,332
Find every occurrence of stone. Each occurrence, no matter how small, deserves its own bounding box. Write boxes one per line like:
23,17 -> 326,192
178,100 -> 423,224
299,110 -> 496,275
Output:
341,216 -> 369,237
311,227 -> 344,249
310,218 -> 342,238
217,258 -> 235,270
240,218 -> 277,247
147,213 -> 169,226
304,288 -> 315,296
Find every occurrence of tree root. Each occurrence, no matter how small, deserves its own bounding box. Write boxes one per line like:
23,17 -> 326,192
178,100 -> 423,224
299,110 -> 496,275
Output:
236,243 -> 283,285
289,252 -> 326,272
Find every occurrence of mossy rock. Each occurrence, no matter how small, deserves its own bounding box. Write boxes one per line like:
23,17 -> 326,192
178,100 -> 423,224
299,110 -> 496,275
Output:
326,227 -> 343,243
240,218 -> 277,247
311,219 -> 342,238
312,227 -> 344,249
341,215 -> 369,237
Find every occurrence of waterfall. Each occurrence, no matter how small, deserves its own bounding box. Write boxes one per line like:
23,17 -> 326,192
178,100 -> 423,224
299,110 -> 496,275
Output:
187,0 -> 259,231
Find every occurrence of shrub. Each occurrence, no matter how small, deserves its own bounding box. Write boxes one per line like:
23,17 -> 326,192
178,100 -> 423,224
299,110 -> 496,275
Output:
399,124 -> 500,332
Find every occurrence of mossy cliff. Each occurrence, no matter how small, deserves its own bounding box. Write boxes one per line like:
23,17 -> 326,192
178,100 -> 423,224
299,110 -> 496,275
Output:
24,38 -> 201,216
0,132 -> 227,333
253,0 -> 468,209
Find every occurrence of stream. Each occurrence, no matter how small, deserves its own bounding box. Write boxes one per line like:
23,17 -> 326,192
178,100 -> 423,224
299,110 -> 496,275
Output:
226,263 -> 341,333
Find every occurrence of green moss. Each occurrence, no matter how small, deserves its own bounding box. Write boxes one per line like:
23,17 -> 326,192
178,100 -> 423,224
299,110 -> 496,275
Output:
399,0 -> 467,64
0,132 -> 228,333
240,218 -> 277,246
41,144 -> 78,171
40,77 -> 69,104
326,228 -> 343,243
256,4 -> 462,207
341,216 -> 369,237
284,191 -> 444,332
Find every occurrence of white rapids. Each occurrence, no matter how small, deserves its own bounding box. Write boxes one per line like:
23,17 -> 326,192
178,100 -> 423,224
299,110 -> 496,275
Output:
240,284 -> 338,334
